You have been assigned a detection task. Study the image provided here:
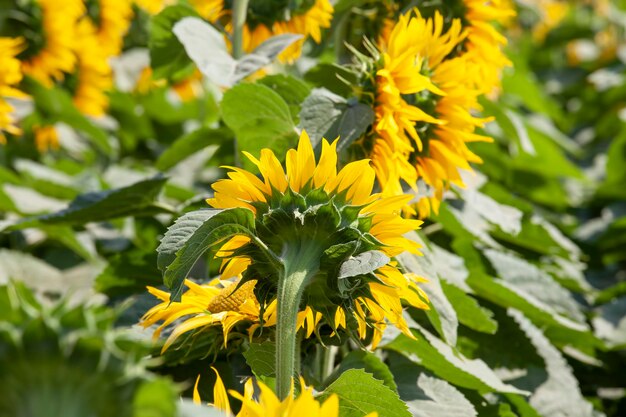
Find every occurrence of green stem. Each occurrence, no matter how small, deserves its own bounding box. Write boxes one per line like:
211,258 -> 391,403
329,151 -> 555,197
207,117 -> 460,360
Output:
232,0 -> 249,59
275,241 -> 320,400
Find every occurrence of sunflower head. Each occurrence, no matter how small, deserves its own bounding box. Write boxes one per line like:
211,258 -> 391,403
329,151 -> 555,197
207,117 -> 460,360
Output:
8,0 -> 84,85
205,130 -> 428,344
350,9 -> 495,218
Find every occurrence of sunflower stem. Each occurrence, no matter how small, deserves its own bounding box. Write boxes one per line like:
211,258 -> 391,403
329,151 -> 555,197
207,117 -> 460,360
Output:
232,0 -> 249,59
275,241 -> 320,400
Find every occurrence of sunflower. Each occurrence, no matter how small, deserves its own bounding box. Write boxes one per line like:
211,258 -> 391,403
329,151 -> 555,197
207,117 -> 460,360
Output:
84,0 -> 135,57
207,130 -> 428,337
18,0 -> 84,85
194,0 -> 334,63
200,129 -> 428,397
459,0 -> 515,94
195,368 -> 377,417
33,124 -> 60,152
142,277 -> 321,352
0,37 -> 26,144
371,10 -> 493,218
134,0 -> 174,15
71,19 -> 113,116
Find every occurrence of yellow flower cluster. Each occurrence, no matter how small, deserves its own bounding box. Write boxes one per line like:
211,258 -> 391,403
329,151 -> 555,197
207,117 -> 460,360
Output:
137,0 -> 333,63
370,5 -> 513,217
0,38 -> 26,145
0,0 -> 134,150
193,0 -> 334,63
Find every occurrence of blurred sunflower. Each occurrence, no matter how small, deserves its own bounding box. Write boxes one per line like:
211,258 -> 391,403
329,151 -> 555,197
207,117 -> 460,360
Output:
0,37 -> 26,144
373,1 -> 513,94
517,0 -> 569,42
371,11 -> 493,217
193,0 -> 334,63
195,368 -> 377,417
206,130 -> 429,345
84,0 -> 134,57
71,19 -> 113,116
33,124 -> 60,152
134,0 -> 174,14
458,0 -> 515,94
15,0 -> 84,85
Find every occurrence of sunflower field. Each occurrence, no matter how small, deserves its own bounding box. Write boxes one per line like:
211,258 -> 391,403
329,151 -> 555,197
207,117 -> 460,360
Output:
1,0 -> 626,416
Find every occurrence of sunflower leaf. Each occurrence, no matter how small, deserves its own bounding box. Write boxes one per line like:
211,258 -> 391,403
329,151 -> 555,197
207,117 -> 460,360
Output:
299,88 -> 374,149
1,176 -> 169,231
258,75 -> 311,124
389,354 -> 478,417
172,17 -> 236,86
320,369 -> 411,417
243,341 -> 276,377
150,5 -> 200,80
221,83 -> 298,170
385,324 -> 529,395
323,350 -> 397,392
161,208 -> 257,301
234,34 -> 302,83
509,309 -> 597,417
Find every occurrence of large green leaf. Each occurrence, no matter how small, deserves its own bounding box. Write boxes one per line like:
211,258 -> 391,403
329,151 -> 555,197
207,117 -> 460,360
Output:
385,324 -> 528,395
320,369 -> 411,417
221,83 -> 298,169
299,88 -> 374,149
2,176 -> 170,231
389,355 -> 478,417
258,75 -> 311,123
172,17 -> 301,87
14,159 -> 79,200
483,249 -> 586,324
149,5 -> 199,80
441,281 -> 498,335
243,341 -> 276,377
156,209 -> 223,271
398,234 -> 459,346
159,208 -> 258,301
592,296 -> 626,349
323,350 -> 397,392
467,272 -> 601,351
509,310 -> 597,417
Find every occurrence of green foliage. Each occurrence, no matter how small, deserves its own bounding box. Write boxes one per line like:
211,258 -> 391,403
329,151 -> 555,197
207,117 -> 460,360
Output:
320,369 -> 411,417
221,83 -> 298,170
299,88 -> 374,149
244,341 -> 277,377
149,5 -> 199,80
157,208 -> 259,301
0,283 -> 180,417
